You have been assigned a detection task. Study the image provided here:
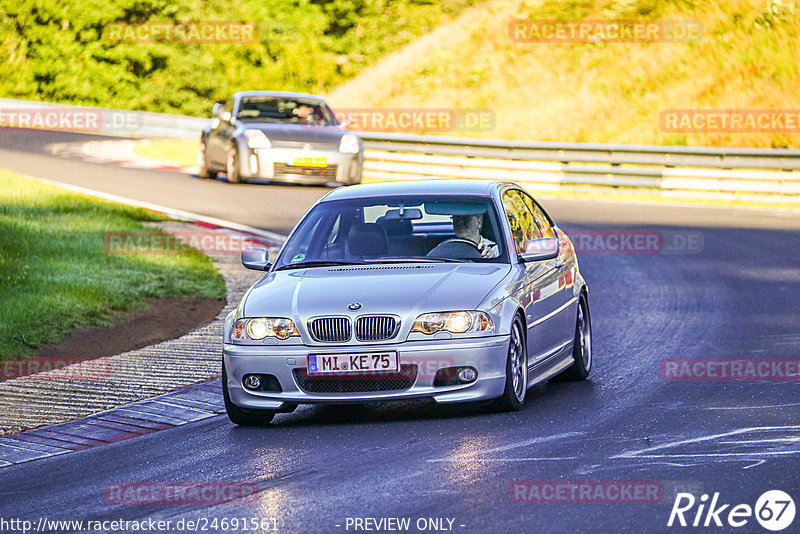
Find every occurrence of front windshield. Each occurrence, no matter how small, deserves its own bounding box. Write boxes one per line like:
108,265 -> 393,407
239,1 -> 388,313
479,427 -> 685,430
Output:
274,196 -> 508,270
236,97 -> 337,126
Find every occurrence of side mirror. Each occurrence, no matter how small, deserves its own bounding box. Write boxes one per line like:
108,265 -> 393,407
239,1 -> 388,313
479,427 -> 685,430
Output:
213,102 -> 232,122
242,247 -> 271,271
519,237 -> 559,262
339,117 -> 352,129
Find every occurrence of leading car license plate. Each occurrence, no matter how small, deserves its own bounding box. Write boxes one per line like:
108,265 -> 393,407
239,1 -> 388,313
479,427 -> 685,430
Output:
308,352 -> 398,374
291,157 -> 327,168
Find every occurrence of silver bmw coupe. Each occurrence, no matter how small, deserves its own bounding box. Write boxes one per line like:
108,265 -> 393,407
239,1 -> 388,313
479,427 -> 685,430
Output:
222,180 -> 591,424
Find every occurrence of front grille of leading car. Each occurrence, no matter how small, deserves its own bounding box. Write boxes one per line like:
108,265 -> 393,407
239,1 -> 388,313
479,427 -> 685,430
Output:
274,163 -> 338,178
292,364 -> 418,393
308,317 -> 352,342
355,315 -> 399,342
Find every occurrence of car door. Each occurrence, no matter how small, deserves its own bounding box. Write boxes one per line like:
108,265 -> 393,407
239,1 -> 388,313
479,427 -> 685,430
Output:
519,191 -> 577,355
207,97 -> 237,167
501,189 -> 561,364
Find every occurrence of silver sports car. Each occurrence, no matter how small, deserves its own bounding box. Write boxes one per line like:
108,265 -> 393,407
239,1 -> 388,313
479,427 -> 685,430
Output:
199,91 -> 363,185
222,180 -> 591,424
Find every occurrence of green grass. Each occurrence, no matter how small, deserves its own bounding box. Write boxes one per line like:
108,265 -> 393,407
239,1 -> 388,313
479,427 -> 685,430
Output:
0,171 -> 225,359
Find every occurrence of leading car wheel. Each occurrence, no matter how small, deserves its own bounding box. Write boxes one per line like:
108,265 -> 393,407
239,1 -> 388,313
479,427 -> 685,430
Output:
197,142 -> 215,179
226,146 -> 242,183
222,363 -> 276,425
554,294 -> 592,381
491,315 -> 527,412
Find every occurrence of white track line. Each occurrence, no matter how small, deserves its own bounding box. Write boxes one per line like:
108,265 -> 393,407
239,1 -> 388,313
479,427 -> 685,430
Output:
30,176 -> 287,243
611,425 -> 800,459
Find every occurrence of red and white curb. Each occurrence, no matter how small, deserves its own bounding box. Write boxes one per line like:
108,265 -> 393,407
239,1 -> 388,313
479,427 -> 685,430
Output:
50,139 -> 197,174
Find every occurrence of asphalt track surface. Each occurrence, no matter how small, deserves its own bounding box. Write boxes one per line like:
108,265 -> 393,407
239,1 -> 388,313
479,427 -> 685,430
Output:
1,129 -> 800,533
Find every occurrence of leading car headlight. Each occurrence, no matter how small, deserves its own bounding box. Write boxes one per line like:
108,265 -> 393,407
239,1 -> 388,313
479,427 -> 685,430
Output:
233,318 -> 298,340
338,134 -> 360,154
243,129 -> 272,149
411,311 -> 494,335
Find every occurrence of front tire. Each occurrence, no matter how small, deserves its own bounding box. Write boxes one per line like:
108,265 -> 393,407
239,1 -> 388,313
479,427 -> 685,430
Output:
197,141 -> 215,179
491,315 -> 527,412
555,294 -> 592,381
222,363 -> 275,425
226,146 -> 242,183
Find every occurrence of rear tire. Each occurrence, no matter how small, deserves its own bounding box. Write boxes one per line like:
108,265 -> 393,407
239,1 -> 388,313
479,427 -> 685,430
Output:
490,315 -> 527,412
222,363 -> 276,425
554,294 -> 592,381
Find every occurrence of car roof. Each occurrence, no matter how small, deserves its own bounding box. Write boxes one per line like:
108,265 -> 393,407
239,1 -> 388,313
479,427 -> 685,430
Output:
320,180 -> 516,202
233,90 -> 327,102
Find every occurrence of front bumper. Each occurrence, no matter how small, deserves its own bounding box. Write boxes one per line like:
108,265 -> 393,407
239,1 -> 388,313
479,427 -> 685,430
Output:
239,146 -> 362,185
223,336 -> 509,410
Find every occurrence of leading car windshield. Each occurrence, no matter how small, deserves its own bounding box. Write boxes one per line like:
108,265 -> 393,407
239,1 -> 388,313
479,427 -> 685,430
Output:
236,97 -> 337,126
274,196 -> 508,269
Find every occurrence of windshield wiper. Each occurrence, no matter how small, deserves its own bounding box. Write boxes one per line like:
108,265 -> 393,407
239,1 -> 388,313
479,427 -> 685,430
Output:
274,260 -> 364,271
363,256 -> 468,264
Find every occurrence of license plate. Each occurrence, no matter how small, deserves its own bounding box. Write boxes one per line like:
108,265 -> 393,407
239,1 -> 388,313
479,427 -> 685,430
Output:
308,352 -> 398,374
291,157 -> 327,168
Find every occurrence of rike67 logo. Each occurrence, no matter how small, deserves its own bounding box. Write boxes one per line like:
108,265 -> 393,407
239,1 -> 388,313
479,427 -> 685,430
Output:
668,490 -> 795,531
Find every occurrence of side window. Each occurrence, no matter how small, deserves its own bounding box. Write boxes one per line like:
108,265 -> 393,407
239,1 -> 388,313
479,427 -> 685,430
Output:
501,190 -> 537,254
519,192 -> 555,238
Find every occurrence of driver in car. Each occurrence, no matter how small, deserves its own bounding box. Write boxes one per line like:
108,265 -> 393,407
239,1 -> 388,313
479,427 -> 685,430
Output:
452,214 -> 498,258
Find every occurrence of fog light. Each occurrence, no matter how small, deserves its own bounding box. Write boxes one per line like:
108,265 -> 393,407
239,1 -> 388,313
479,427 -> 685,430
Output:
457,367 -> 477,383
243,374 -> 261,390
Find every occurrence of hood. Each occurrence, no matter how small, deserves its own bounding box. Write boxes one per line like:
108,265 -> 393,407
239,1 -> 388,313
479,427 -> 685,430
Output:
242,263 -> 511,321
235,122 -> 345,146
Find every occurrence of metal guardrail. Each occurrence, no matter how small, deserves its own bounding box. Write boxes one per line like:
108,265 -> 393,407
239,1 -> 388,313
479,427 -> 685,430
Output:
356,132 -> 800,170
1,98 -> 799,200
354,132 -> 800,199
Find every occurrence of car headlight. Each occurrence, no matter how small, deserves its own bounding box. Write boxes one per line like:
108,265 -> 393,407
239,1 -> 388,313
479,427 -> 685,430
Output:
233,318 -> 299,340
338,134 -> 360,154
411,311 -> 494,335
243,129 -> 271,149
